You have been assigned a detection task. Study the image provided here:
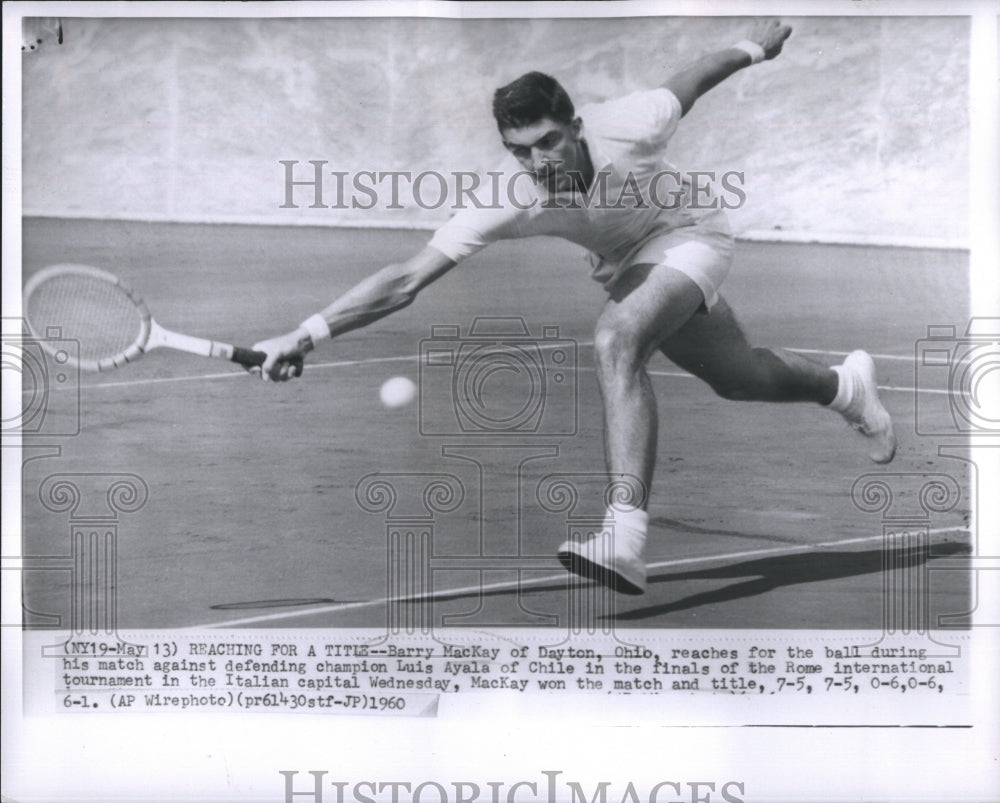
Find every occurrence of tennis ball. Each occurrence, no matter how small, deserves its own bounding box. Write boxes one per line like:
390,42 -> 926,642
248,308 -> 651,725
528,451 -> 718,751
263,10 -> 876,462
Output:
380,376 -> 417,408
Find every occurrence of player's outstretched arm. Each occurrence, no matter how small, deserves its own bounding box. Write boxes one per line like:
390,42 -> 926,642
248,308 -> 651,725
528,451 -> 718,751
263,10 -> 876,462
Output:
663,19 -> 792,116
252,246 -> 457,382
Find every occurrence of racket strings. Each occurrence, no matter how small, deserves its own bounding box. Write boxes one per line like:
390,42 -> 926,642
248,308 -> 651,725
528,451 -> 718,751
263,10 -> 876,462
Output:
26,274 -> 146,362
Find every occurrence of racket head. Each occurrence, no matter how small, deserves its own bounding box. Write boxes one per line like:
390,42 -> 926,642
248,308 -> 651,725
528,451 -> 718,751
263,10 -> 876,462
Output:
23,264 -> 152,372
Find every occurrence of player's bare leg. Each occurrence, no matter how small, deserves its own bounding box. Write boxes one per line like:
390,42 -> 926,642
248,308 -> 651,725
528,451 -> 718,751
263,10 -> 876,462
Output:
660,296 -> 838,403
558,264 -> 705,594
660,297 -> 896,463
593,265 -> 707,493
557,268 -> 896,595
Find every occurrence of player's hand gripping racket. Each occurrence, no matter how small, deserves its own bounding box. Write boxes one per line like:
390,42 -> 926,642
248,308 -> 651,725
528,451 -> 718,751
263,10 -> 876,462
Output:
23,264 -> 267,372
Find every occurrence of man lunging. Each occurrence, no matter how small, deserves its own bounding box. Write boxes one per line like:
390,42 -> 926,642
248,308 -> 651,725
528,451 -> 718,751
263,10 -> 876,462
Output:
251,19 -> 896,594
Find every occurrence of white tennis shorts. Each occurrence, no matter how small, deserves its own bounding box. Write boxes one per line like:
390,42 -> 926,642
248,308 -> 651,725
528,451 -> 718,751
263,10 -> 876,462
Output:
591,211 -> 735,311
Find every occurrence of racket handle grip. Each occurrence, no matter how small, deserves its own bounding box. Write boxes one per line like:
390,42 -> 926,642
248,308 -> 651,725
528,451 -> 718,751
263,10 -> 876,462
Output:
231,346 -> 268,368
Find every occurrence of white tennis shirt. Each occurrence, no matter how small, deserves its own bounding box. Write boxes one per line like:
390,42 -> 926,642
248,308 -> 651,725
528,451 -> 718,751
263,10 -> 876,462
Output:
428,87 -> 728,275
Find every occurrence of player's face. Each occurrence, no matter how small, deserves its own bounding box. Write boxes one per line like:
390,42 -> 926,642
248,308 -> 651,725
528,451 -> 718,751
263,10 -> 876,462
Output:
501,117 -> 588,193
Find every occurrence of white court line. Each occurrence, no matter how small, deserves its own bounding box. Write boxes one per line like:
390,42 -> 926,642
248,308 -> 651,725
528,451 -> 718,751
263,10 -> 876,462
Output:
192,525 -> 968,629
879,386 -> 950,395
69,355 -> 419,390
642,368 -> 948,395
42,344 -> 931,393
789,348 -> 916,362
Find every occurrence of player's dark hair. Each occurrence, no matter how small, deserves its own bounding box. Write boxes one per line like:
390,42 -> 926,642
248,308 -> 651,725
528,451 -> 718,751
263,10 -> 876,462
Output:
492,71 -> 575,132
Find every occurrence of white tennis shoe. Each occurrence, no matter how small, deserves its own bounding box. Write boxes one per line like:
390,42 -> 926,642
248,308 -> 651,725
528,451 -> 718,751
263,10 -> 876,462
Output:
557,526 -> 647,595
835,350 -> 897,464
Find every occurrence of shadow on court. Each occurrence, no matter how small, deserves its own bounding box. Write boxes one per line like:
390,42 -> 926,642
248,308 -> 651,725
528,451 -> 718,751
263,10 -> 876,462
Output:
379,540 -> 971,627
612,541 -> 971,622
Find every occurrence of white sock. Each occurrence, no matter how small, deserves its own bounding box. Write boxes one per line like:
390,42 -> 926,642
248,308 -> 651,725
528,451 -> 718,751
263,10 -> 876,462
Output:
604,505 -> 649,535
826,364 -> 855,413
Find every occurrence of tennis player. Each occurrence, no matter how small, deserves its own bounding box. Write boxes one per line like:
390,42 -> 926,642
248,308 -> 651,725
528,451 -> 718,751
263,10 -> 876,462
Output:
252,20 -> 896,594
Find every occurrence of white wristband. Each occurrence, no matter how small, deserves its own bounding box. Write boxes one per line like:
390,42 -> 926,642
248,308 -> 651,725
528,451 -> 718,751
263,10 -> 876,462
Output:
299,313 -> 330,344
732,39 -> 766,65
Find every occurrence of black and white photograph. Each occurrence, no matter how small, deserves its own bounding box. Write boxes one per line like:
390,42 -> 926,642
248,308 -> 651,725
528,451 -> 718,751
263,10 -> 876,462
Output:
3,1 -> 998,801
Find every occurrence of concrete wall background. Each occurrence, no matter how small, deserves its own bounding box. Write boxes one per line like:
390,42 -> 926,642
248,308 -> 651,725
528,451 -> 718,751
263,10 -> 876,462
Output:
21,15 -> 969,242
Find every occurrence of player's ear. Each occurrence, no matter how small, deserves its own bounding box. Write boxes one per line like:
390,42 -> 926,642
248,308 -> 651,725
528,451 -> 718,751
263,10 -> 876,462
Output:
569,117 -> 583,139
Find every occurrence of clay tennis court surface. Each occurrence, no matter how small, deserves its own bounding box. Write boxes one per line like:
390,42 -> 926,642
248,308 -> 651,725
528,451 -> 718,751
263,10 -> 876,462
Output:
19,218 -> 973,630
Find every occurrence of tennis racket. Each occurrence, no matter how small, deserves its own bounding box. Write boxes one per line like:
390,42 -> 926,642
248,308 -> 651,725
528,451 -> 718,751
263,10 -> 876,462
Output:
23,264 -> 267,372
